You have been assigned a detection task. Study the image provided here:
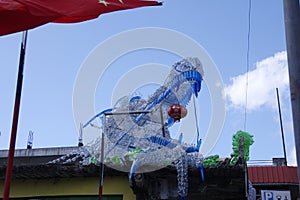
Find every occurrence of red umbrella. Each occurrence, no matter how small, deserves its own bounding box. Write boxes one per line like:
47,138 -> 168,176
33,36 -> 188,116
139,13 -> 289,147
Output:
0,1 -> 162,199
0,0 -> 162,35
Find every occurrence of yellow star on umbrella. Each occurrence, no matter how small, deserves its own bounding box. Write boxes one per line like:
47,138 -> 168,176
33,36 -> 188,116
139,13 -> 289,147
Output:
98,0 -> 109,6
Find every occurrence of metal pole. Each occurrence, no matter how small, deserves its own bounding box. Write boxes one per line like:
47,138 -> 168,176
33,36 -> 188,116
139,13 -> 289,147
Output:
78,123 -> 83,147
283,0 -> 300,192
104,110 -> 151,116
160,106 -> 165,137
3,30 -> 28,200
99,115 -> 105,200
276,88 -> 288,166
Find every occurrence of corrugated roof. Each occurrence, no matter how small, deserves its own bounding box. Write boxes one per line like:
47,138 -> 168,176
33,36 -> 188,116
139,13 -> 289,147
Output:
248,166 -> 298,184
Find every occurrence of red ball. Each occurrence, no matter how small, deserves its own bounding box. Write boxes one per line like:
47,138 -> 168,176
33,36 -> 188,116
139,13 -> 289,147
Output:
168,104 -> 187,122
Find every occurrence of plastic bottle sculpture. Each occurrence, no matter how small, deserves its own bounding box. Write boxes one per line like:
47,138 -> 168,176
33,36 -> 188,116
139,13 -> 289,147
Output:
50,57 -> 205,200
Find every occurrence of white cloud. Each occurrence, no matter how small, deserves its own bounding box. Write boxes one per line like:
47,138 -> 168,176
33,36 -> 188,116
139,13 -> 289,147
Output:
288,146 -> 297,166
225,51 -> 289,110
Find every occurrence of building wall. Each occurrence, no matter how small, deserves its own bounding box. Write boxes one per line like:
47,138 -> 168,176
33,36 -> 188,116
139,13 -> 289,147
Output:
0,176 -> 135,200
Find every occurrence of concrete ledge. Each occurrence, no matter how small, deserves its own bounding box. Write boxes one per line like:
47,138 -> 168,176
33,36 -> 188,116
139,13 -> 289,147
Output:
0,146 -> 79,158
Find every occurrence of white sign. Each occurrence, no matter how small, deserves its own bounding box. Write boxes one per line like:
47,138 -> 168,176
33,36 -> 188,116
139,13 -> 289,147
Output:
261,190 -> 291,200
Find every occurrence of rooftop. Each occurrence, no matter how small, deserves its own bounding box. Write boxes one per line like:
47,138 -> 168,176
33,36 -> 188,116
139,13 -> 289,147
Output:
248,166 -> 299,185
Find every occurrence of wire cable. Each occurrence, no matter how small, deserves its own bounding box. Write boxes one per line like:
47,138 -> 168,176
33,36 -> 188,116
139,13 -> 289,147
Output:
244,0 -> 252,131
192,93 -> 201,148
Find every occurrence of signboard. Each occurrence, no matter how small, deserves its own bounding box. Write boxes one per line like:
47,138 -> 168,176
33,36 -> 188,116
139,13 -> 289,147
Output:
261,190 -> 291,200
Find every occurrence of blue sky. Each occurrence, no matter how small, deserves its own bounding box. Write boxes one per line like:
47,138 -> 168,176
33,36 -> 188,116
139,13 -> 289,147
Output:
0,1 -> 296,165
